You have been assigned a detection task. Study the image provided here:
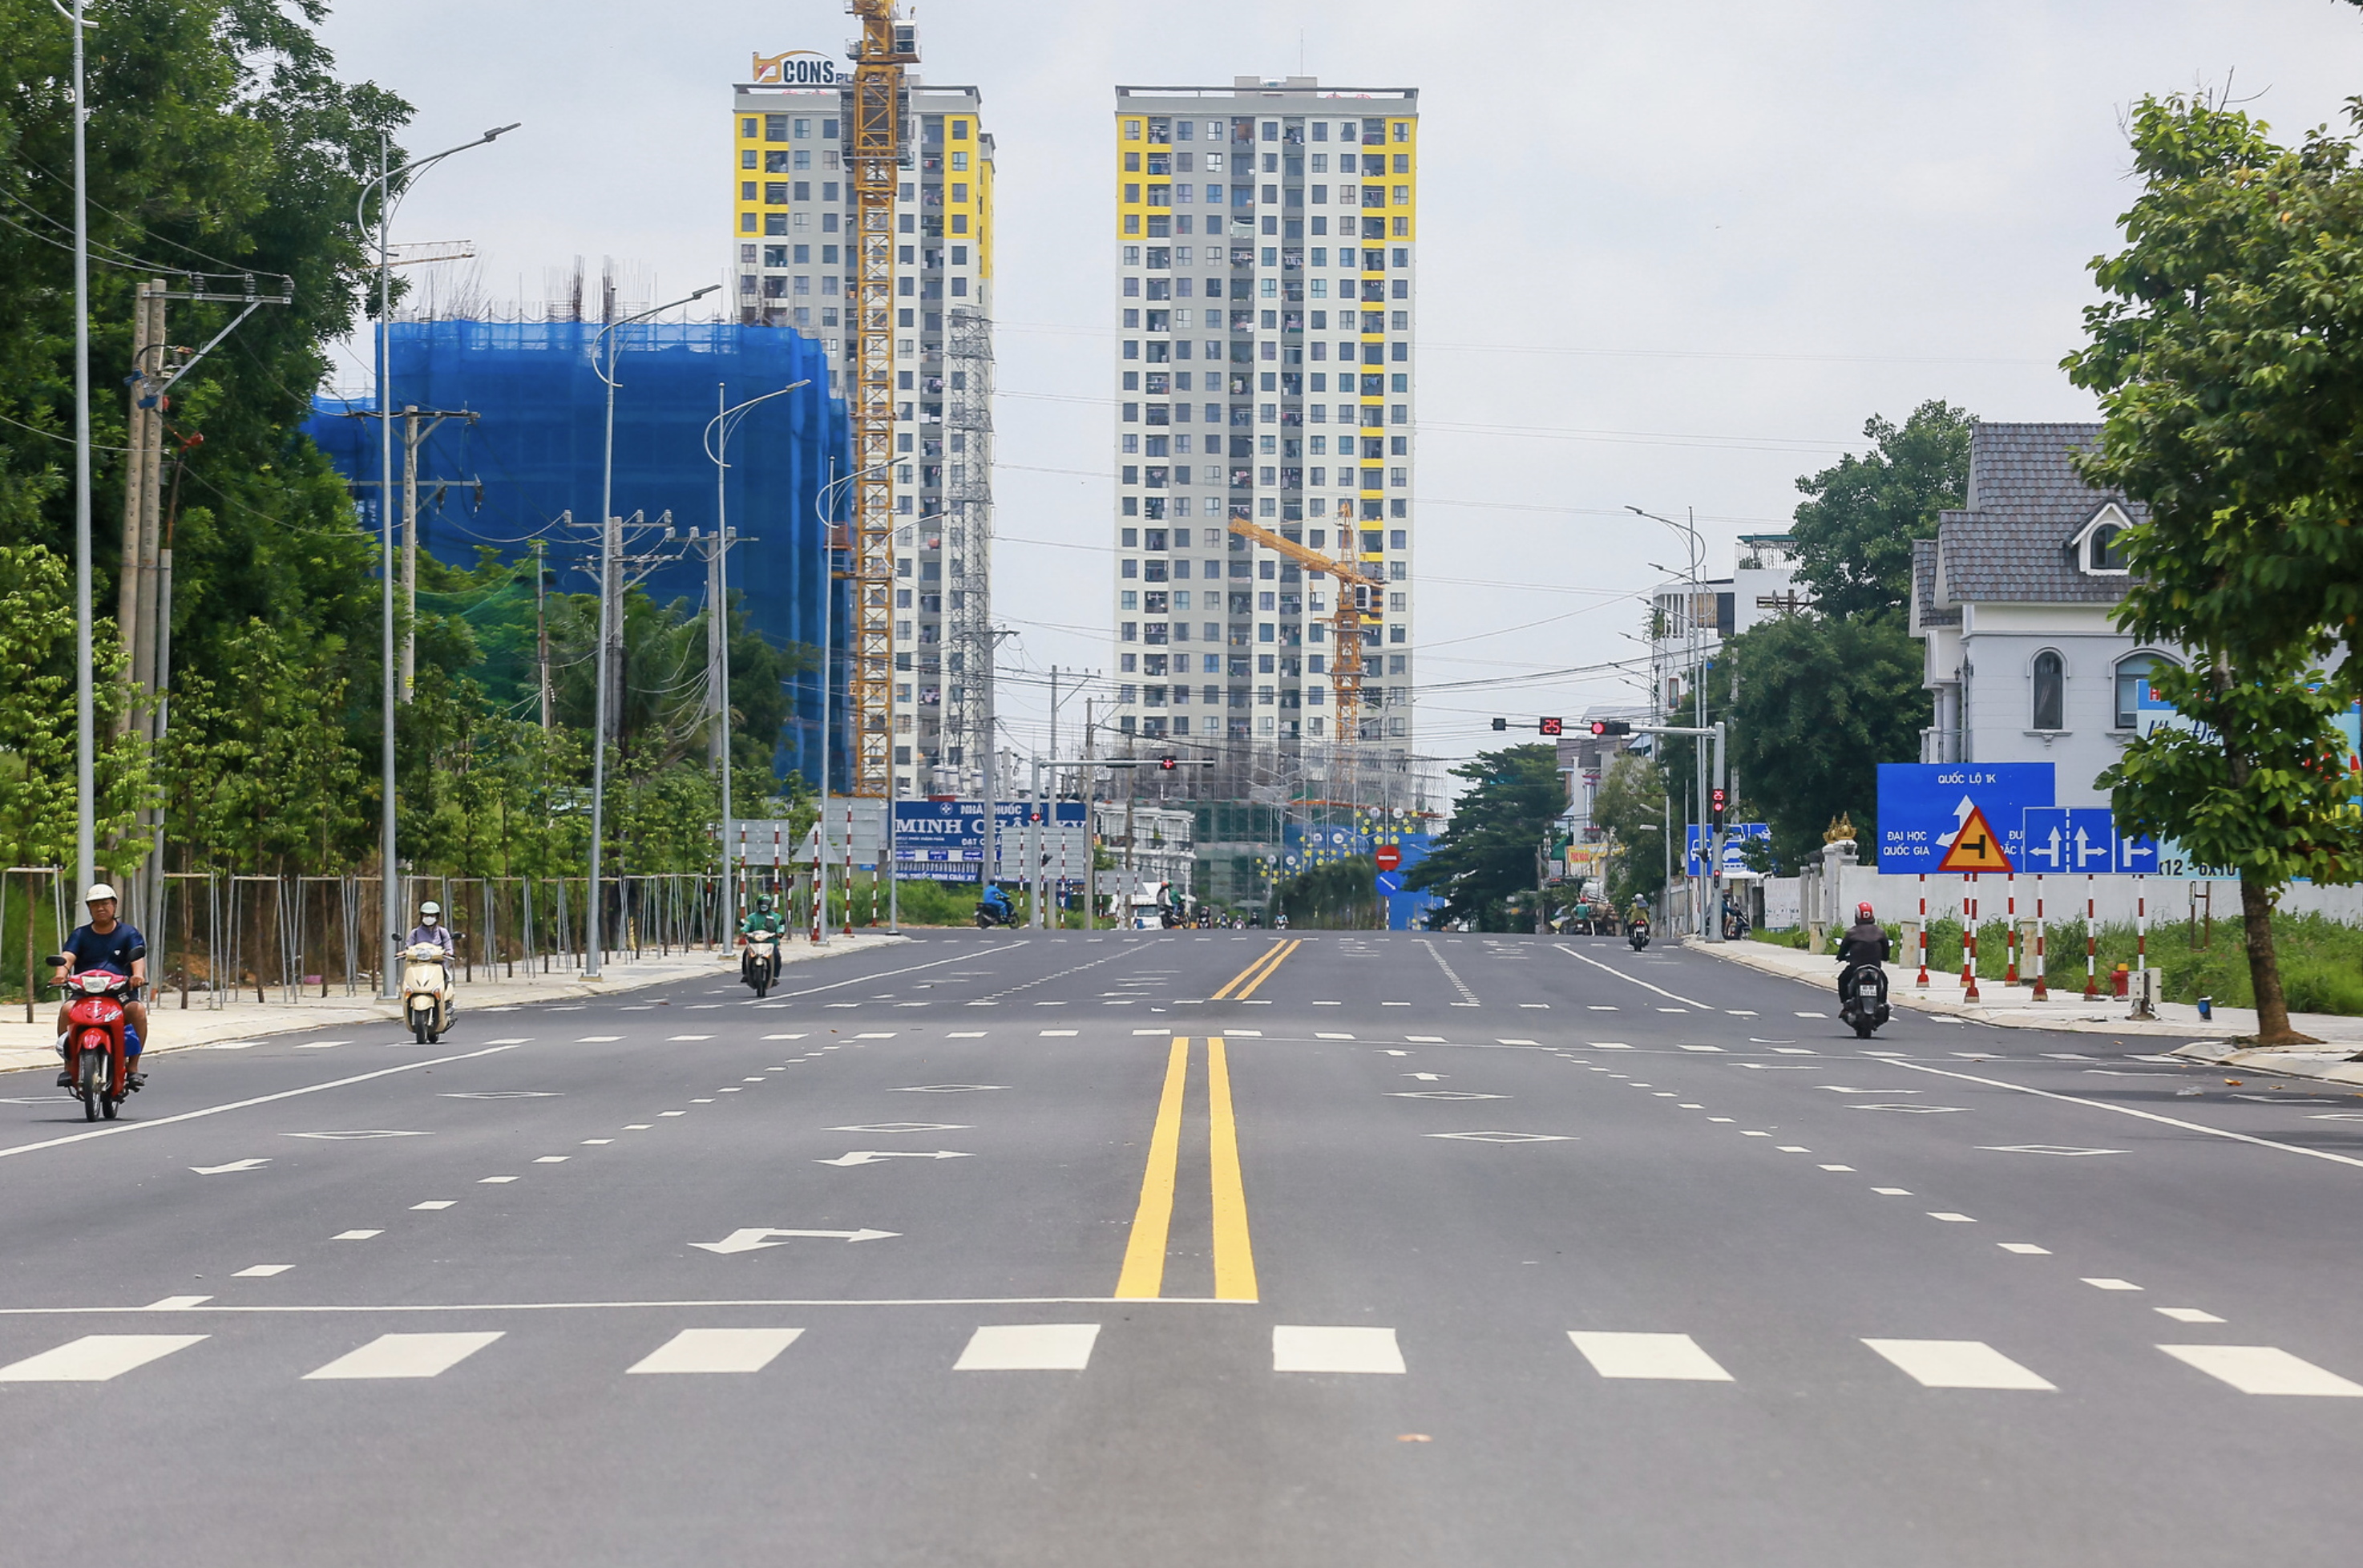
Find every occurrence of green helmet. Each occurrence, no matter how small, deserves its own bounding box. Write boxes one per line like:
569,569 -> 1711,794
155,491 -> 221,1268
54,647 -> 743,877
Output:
755,895 -> 773,913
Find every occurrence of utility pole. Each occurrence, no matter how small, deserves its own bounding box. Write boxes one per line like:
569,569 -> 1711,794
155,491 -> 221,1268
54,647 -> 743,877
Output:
532,535 -> 553,732
1082,700 -> 1094,930
67,0 -> 93,899
398,406 -> 477,701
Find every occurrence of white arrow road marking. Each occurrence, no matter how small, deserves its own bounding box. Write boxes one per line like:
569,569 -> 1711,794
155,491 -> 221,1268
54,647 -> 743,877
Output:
189,1158 -> 271,1175
281,1130 -> 434,1141
1389,1091 -> 1509,1101
1404,1073 -> 1446,1081
439,1091 -> 562,1100
1979,1145 -> 2126,1157
1426,1131 -> 1571,1144
892,1085 -> 1008,1093
689,1228 -> 902,1254
829,1122 -> 971,1134
815,1150 -> 974,1167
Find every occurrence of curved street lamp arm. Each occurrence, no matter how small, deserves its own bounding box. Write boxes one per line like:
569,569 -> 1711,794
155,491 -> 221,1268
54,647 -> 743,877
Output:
703,378 -> 813,467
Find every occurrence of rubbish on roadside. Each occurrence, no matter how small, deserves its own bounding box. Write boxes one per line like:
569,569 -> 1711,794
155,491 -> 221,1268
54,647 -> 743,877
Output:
2224,1078 -> 2242,1085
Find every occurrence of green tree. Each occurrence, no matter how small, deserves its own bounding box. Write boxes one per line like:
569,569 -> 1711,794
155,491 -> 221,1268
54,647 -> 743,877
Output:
2066,91 -> 2363,1041
1404,743 -> 1562,930
1589,750 -> 1669,907
1788,401 -> 1973,621
1729,612 -> 1925,871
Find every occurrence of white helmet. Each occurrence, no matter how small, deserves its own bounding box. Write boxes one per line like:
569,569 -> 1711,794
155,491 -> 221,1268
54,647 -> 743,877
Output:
419,901 -> 442,923
85,883 -> 118,906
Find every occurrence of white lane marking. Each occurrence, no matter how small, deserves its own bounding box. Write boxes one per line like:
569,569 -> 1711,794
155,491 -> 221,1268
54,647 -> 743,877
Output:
144,1295 -> 211,1311
1872,1188 -> 1912,1196
1273,1325 -> 1405,1374
1819,1164 -> 1856,1172
1131,1028 -> 1170,1036
893,1085 -> 1008,1093
190,1159 -> 271,1175
667,1035 -> 713,1042
1315,1033 -> 1356,1041
1568,1331 -> 1733,1381
1998,1243 -> 2050,1255
479,1176 -> 519,1183
628,1327 -> 804,1375
297,1040 -> 349,1049
0,1334 -> 206,1382
304,1332 -> 503,1380
762,1033 -> 808,1041
1498,1038 -> 1539,1045
830,1122 -> 970,1134
1928,1212 -> 1977,1222
955,1323 -> 1101,1371
1589,1042 -> 1632,1050
1040,1029 -> 1078,1037
1426,1130 -> 1570,1143
1742,1130 -> 1772,1138
332,1230 -> 382,1240
1980,1144 -> 2125,1158
281,1130 -> 433,1141
2158,1307 -> 2224,1324
0,1044 -> 523,1162
1587,1005 -> 1618,1011
410,1201 -> 456,1211
1777,1146 -> 1811,1153
576,1036 -> 622,1043
1678,1044 -> 1723,1053
1891,1060 -> 2363,1172
1553,944 -> 1712,1008
1520,1003 -> 1550,1009
2083,1277 -> 2143,1291
232,1265 -> 292,1278
1864,1338 -> 2054,1390
2160,1344 -> 2363,1396
533,1156 -> 569,1163
948,1032 -> 988,1038
1772,1048 -> 1817,1056
854,1033 -> 897,1040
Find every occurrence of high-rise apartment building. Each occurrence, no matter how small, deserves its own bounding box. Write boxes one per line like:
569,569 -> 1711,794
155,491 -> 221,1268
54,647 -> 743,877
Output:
733,63 -> 995,799
1108,79 -> 1419,819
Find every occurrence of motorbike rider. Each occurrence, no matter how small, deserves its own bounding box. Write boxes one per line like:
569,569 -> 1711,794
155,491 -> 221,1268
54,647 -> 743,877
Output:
738,894 -> 786,944
407,900 -> 456,962
1627,895 -> 1652,931
1836,902 -> 1891,1004
980,882 -> 1014,923
53,883 -> 147,1090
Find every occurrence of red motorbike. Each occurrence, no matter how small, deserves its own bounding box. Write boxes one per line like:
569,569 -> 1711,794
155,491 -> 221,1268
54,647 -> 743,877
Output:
56,968 -> 133,1121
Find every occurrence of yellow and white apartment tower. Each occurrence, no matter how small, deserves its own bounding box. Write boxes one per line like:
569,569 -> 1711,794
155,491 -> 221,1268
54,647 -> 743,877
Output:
733,64 -> 995,800
1109,79 -> 1418,803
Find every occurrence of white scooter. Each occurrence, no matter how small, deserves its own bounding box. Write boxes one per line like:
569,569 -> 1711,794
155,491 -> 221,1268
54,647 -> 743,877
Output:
401,941 -> 456,1044
741,932 -> 780,998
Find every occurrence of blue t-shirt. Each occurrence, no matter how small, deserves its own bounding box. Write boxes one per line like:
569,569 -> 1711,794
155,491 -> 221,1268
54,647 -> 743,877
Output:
62,922 -> 145,978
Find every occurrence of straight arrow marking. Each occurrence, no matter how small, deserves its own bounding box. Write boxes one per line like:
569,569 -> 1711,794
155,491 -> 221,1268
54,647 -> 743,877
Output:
190,1158 -> 271,1175
814,1150 -> 973,1167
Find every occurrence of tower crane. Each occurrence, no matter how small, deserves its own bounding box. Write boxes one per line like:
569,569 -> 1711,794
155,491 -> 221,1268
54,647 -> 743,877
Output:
846,0 -> 915,797
1226,504 -> 1378,789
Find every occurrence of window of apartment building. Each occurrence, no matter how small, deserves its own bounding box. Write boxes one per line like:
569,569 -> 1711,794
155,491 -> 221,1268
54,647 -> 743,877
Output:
765,115 -> 789,141
2114,653 -> 2172,729
2031,650 -> 2066,732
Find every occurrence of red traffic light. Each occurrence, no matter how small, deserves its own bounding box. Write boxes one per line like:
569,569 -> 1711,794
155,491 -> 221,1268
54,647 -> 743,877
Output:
1538,717 -> 1563,736
1159,755 -> 1177,770
1589,720 -> 1632,737
1711,786 -> 1728,817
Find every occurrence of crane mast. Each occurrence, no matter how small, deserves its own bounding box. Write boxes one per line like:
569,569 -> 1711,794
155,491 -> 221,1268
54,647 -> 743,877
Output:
846,0 -> 914,797
1226,507 -> 1374,781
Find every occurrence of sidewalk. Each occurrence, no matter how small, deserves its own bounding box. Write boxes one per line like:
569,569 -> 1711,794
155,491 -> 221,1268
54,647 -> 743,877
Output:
0,931 -> 908,1077
1689,934 -> 2363,1054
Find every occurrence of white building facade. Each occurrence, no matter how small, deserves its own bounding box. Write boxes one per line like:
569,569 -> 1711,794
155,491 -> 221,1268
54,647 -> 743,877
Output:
1107,79 -> 1420,804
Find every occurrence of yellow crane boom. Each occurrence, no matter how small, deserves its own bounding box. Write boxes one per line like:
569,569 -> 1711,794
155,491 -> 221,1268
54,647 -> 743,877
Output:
846,0 -> 915,796
1226,508 -> 1376,762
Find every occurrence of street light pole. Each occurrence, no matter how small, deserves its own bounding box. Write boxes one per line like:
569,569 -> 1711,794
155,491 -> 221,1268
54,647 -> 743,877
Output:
702,378 -> 808,937
811,458 -> 893,946
583,283 -> 717,980
359,119 -> 519,996
61,0 -> 95,898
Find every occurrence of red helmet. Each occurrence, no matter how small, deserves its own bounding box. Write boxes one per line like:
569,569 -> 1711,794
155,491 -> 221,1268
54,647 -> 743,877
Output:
1856,902 -> 1876,923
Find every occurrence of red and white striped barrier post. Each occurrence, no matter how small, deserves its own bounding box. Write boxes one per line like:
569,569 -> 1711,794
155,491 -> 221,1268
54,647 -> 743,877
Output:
2032,875 -> 2048,1000
1915,873 -> 1929,987
1963,873 -> 1981,1003
2082,873 -> 2097,1000
2135,875 -> 2147,980
2004,869 -> 2019,984
842,799 -> 855,938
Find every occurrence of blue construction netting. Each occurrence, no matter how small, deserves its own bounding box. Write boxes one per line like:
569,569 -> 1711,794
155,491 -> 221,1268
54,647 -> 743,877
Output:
306,319 -> 851,790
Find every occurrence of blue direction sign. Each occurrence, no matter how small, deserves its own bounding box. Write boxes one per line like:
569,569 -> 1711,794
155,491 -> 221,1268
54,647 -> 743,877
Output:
1686,822 -> 1768,876
2119,830 -> 2159,874
1375,871 -> 1404,896
1876,763 -> 2055,872
2020,806 -> 2157,875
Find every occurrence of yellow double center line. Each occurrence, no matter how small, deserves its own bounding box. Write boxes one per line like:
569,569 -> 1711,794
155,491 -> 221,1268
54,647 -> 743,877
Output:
1211,938 -> 1299,1000
1114,1037 -> 1258,1302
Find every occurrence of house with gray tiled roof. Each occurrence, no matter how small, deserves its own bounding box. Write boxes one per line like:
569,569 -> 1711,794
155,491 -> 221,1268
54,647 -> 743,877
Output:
1909,422 -> 2183,804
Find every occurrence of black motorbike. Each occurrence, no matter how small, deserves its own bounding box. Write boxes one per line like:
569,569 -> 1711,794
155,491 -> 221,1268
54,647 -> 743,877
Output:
975,899 -> 1016,929
1628,919 -> 1651,952
1839,959 -> 1891,1038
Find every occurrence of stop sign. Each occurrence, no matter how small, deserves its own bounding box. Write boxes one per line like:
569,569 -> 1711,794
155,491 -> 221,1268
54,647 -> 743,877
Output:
1374,844 -> 1402,871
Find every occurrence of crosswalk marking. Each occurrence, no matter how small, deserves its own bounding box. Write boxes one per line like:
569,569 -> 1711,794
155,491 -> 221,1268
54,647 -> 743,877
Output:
1568,1331 -> 1732,1382
304,1332 -> 503,1380
955,1324 -> 1101,1371
1273,1325 -> 1404,1374
1863,1338 -> 2054,1390
0,1334 -> 206,1382
627,1328 -> 803,1375
2159,1344 -> 2363,1396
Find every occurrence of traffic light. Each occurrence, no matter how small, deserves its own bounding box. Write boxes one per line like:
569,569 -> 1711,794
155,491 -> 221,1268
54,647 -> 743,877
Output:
1589,720 -> 1632,738
1159,754 -> 1177,770
1490,717 -> 1507,731
1538,717 -> 1563,736
1710,786 -> 1728,822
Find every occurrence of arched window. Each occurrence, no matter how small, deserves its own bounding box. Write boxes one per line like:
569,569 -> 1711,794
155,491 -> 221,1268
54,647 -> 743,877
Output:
2032,650 -> 2065,731
2114,652 -> 2175,729
2089,523 -> 2127,571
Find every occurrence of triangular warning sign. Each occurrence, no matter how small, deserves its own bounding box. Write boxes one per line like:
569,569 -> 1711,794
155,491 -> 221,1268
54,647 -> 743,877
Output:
1938,805 -> 2015,872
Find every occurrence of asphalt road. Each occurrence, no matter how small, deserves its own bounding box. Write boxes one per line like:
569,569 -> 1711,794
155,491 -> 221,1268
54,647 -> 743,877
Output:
4,929 -> 2361,1567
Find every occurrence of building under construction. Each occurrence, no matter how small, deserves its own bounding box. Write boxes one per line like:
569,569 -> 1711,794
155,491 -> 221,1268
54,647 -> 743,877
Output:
305,316 -> 851,789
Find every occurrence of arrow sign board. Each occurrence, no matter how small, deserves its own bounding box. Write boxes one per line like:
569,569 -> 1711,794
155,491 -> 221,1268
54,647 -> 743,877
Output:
1876,763 -> 2054,871
690,1227 -> 899,1255
1375,871 -> 1403,895
1937,805 -> 2014,871
2019,807 -> 2159,875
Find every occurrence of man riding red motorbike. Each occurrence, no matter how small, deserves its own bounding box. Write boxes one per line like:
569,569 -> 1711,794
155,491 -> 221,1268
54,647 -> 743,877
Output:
54,883 -> 149,1092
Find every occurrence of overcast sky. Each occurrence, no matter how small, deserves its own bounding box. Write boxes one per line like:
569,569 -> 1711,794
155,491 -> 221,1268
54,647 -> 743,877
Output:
315,0 -> 2363,784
